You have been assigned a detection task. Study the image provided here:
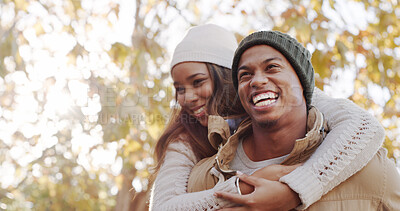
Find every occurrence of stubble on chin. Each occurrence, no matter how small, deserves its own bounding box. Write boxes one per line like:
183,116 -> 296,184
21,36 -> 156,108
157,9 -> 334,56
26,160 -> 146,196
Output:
254,119 -> 278,128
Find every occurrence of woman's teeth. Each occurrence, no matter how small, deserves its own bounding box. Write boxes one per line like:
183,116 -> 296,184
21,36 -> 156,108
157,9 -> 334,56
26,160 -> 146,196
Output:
193,106 -> 205,115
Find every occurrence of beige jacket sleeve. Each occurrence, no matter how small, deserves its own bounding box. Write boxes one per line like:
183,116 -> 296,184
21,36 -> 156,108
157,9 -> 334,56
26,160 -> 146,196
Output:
381,150 -> 400,210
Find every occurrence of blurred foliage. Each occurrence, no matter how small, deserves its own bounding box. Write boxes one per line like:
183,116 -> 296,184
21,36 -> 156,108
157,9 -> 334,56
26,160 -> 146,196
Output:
0,0 -> 399,210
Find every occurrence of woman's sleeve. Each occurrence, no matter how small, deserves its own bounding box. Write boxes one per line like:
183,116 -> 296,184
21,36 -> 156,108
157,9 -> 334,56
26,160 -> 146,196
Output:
280,88 -> 385,209
149,141 -> 238,211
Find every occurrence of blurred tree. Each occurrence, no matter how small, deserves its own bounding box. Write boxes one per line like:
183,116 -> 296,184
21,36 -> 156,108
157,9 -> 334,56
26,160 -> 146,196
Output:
0,0 -> 399,210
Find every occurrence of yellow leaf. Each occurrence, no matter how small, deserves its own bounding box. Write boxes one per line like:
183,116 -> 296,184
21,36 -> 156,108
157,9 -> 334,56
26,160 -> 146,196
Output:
147,122 -> 162,140
34,23 -> 45,36
124,141 -> 141,156
14,0 -> 29,11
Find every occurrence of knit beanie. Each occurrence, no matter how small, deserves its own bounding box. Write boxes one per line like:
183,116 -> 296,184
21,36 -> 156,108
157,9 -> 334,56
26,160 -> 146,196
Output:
232,31 -> 314,106
170,24 -> 238,69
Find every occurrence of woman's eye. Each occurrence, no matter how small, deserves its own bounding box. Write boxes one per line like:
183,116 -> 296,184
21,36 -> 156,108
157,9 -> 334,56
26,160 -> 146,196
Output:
193,79 -> 205,87
175,87 -> 185,94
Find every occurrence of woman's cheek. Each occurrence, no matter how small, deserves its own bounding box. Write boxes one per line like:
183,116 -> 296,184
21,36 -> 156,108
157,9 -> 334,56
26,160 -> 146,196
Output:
202,82 -> 214,99
176,95 -> 184,106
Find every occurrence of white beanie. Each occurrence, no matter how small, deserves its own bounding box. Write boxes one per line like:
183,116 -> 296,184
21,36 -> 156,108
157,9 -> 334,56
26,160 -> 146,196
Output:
170,24 -> 238,69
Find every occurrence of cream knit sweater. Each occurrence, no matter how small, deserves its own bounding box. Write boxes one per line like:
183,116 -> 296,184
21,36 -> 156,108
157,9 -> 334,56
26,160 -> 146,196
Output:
149,88 -> 385,210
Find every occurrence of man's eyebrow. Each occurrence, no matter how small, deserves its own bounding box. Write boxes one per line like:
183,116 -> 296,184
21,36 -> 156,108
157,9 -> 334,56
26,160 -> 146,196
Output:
237,65 -> 250,72
173,73 -> 206,86
262,57 -> 283,64
238,57 -> 283,72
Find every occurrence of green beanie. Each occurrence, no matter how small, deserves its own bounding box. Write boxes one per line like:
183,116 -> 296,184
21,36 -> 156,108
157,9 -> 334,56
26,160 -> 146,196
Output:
232,31 -> 314,107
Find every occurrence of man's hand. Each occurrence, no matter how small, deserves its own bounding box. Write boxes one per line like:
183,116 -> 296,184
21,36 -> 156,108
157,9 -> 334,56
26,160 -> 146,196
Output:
215,174 -> 301,211
238,164 -> 301,195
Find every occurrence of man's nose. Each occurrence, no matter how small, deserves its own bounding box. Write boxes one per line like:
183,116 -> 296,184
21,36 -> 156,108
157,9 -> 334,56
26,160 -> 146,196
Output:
250,71 -> 268,88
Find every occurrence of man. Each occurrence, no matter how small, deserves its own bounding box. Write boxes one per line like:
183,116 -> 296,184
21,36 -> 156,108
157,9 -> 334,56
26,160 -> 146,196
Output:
188,31 -> 400,210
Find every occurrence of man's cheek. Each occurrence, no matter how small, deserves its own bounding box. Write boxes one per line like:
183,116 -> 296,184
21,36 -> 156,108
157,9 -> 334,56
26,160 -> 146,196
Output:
281,84 -> 304,107
292,91 -> 305,107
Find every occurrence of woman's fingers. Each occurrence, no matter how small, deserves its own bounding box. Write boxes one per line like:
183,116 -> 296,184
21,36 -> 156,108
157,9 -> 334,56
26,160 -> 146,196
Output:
280,163 -> 302,176
218,206 -> 249,211
237,174 -> 262,187
214,191 -> 248,205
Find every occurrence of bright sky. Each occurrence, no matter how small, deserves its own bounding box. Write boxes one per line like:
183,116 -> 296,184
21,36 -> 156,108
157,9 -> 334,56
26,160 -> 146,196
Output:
0,0 -> 128,191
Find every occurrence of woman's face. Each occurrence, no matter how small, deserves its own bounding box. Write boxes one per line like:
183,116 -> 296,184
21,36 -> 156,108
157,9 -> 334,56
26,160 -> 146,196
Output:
171,62 -> 214,127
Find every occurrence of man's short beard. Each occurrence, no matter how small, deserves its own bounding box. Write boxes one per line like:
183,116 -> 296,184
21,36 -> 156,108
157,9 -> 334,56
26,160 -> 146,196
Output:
254,119 -> 278,128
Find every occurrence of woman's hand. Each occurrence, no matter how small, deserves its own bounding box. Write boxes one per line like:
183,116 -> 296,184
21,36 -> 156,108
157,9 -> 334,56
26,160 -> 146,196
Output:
215,174 -> 300,211
214,164 -> 302,210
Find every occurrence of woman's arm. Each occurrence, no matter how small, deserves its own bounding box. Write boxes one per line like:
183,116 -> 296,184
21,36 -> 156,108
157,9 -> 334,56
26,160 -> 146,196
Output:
280,88 -> 385,209
149,141 -> 238,211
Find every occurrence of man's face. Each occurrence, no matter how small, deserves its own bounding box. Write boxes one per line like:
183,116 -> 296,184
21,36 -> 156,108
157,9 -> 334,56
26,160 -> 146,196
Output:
237,45 -> 306,127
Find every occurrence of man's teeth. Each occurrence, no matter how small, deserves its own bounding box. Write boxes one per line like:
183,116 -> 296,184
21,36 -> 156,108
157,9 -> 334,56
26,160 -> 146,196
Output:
252,92 -> 278,104
193,106 -> 205,115
255,99 -> 276,107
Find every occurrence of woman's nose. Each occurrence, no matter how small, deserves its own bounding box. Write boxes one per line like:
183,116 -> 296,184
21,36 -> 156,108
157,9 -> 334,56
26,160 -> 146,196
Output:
183,89 -> 198,104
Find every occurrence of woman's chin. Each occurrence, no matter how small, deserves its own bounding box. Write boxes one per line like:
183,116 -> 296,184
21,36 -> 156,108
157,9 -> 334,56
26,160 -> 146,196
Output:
198,116 -> 208,127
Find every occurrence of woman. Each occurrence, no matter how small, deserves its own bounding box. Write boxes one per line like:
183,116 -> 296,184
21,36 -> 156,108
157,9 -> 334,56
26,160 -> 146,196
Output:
149,24 -> 384,210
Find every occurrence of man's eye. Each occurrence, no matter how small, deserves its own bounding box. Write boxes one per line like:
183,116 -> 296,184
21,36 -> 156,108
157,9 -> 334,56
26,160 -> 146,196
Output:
239,72 -> 251,79
267,64 -> 279,70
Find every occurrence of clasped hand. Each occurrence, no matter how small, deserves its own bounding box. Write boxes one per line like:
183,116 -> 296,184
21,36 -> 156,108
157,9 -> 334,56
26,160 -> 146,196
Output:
214,164 -> 302,211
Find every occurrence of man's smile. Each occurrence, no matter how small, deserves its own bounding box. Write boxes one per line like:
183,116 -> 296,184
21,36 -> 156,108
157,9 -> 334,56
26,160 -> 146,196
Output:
251,91 -> 279,107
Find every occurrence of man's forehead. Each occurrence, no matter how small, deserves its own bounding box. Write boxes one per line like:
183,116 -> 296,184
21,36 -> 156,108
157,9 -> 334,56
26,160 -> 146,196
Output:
239,45 -> 287,65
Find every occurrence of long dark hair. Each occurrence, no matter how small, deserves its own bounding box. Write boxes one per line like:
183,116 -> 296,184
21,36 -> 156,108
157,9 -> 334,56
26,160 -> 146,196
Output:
152,63 -> 245,177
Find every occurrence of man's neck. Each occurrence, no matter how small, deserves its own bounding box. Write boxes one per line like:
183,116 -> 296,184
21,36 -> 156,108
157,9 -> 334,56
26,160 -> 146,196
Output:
243,115 -> 307,162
